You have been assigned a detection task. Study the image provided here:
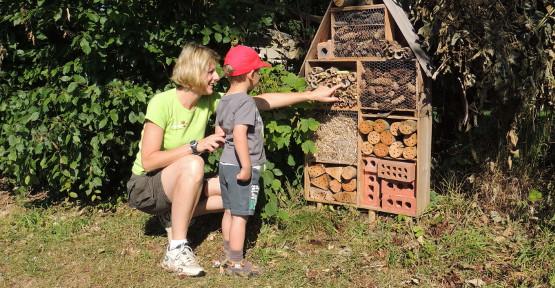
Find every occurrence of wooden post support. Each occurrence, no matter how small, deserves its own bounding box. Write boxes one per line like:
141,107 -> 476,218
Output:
368,210 -> 377,224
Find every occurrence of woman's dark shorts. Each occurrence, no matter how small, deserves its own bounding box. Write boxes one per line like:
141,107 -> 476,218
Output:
127,170 -> 171,215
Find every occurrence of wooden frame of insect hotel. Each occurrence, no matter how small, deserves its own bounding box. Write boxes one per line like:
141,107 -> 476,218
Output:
300,0 -> 433,217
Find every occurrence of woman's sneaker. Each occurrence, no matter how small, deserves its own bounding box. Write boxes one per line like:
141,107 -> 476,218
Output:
224,260 -> 261,277
161,244 -> 205,277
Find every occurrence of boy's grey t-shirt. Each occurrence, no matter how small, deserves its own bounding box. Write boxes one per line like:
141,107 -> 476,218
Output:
215,92 -> 266,166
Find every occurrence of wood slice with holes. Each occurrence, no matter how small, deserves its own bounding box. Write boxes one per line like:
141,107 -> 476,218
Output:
373,119 -> 390,133
367,131 -> 381,144
309,187 -> 328,201
403,146 -> 417,160
388,141 -> 405,159
399,120 -> 417,135
380,130 -> 395,146
341,166 -> 357,180
311,174 -> 330,190
308,164 -> 326,178
403,133 -> 417,147
341,179 -> 357,192
361,142 -> 374,155
374,142 -> 389,157
329,179 -> 342,193
325,167 -> 343,182
390,121 -> 400,136
358,120 -> 374,134
333,192 -> 356,203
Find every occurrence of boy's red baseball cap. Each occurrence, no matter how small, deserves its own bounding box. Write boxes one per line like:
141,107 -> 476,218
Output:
224,45 -> 271,76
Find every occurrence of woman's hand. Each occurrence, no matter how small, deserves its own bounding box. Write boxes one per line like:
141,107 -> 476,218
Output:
309,84 -> 342,103
197,130 -> 225,153
236,167 -> 252,182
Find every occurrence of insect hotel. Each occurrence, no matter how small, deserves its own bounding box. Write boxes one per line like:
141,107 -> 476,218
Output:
301,0 -> 433,217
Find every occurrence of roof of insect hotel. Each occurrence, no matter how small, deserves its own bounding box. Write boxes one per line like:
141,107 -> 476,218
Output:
300,0 -> 433,77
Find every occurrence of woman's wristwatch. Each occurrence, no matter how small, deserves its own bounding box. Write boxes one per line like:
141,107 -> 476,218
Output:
189,140 -> 200,155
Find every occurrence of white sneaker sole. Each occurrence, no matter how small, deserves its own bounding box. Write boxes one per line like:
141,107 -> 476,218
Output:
160,261 -> 205,277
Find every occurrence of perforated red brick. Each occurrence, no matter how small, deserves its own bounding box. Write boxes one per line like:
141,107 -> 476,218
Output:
381,194 -> 417,216
360,172 -> 380,208
363,157 -> 379,173
380,178 -> 416,198
377,159 -> 416,182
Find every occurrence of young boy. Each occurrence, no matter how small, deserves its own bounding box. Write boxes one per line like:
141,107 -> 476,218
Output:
215,45 -> 270,277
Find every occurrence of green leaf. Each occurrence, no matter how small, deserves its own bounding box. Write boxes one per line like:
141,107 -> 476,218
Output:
214,33 -> 222,43
67,82 -> 78,93
271,179 -> 281,190
99,118 -> 108,129
202,35 -> 210,45
69,192 -> 78,198
60,76 -> 71,82
80,38 -> 91,55
307,118 -> 319,131
301,140 -> 316,154
287,155 -> 296,166
273,168 -> 283,176
528,189 -> 543,203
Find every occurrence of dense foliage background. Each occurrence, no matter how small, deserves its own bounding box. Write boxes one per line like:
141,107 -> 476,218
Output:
1,0 -> 553,223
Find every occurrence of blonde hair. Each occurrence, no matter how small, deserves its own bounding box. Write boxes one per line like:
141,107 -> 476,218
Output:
171,43 -> 220,91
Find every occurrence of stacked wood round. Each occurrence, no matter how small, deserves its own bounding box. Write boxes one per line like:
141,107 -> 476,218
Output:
307,163 -> 358,204
358,118 -> 417,160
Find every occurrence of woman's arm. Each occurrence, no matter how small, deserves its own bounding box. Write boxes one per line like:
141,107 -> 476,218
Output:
233,124 -> 252,181
141,121 -> 225,172
253,84 -> 342,111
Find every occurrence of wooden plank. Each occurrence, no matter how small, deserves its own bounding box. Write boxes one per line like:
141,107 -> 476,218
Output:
361,113 -> 417,121
382,0 -> 433,77
300,2 -> 333,76
416,65 -> 432,216
330,4 -> 385,12
383,5 -> 394,42
356,110 -> 363,207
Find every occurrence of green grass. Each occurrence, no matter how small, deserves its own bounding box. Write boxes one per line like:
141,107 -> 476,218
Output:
1,190 -> 554,287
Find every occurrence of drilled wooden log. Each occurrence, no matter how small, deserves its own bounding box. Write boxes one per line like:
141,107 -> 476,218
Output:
403,133 -> 417,147
367,131 -> 381,145
380,130 -> 395,146
325,167 -> 343,182
341,179 -> 357,192
403,146 -> 417,160
341,166 -> 357,180
311,174 -> 330,190
308,164 -> 326,178
399,120 -> 417,135
374,142 -> 389,157
361,142 -> 374,155
390,121 -> 400,136
333,191 -> 356,203
373,119 -> 389,133
358,120 -> 374,134
329,179 -> 342,193
388,141 -> 405,159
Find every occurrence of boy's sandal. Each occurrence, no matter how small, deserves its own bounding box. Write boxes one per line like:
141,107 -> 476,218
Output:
212,255 -> 229,268
224,260 -> 261,277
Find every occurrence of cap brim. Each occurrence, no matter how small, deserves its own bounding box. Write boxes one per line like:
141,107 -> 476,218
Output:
257,61 -> 271,69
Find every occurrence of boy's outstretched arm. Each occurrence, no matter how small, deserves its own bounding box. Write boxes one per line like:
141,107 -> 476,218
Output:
253,84 -> 342,111
233,124 -> 251,181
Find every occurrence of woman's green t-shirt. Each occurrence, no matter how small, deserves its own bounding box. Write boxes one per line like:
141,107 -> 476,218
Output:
131,88 -> 220,175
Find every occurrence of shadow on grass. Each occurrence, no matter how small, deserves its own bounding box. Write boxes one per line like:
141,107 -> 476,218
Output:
142,211 -> 263,252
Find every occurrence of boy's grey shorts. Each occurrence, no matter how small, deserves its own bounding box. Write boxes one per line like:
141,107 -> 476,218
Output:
219,163 -> 261,216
